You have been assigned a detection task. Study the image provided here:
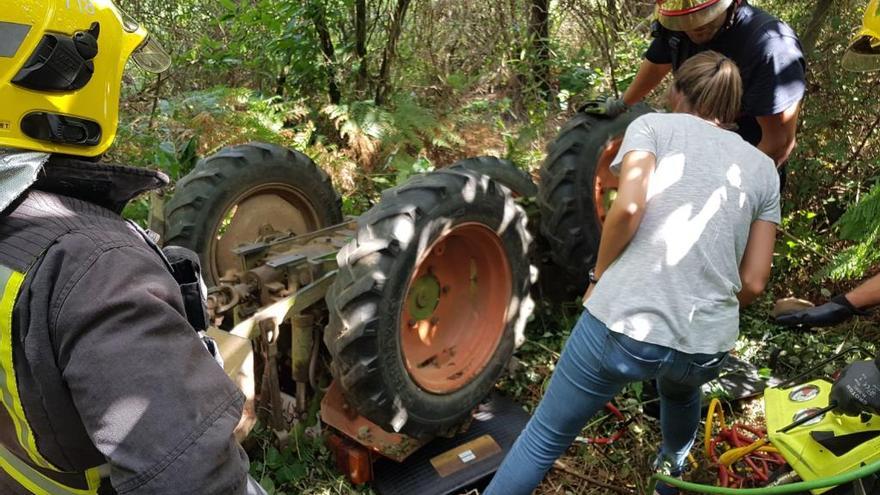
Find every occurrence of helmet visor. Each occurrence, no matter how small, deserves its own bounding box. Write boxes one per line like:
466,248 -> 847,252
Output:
110,0 -> 142,33
132,35 -> 171,73
842,34 -> 880,72
110,1 -> 170,73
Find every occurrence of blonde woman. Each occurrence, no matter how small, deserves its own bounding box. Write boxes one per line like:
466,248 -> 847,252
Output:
484,51 -> 779,495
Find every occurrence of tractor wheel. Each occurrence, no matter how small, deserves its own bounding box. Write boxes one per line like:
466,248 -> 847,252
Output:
164,143 -> 343,285
448,156 -> 537,198
537,103 -> 653,295
325,168 -> 535,438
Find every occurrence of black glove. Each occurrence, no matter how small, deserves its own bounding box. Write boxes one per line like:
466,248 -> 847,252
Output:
775,294 -> 865,328
581,96 -> 629,118
830,360 -> 880,416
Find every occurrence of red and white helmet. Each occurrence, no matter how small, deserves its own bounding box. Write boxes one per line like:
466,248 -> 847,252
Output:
655,0 -> 738,31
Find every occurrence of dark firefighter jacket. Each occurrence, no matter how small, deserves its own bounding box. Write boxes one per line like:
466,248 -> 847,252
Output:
0,157 -> 259,494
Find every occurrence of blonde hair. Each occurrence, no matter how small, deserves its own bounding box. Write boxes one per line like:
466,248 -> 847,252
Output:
673,51 -> 743,124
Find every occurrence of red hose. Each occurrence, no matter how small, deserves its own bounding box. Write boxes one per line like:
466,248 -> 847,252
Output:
709,422 -> 787,487
582,402 -> 632,445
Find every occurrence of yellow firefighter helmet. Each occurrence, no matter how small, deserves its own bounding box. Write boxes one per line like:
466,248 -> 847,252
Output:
0,0 -> 170,157
843,0 -> 880,72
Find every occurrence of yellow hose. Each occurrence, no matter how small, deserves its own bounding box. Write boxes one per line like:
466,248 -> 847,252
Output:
705,398 -> 726,458
705,398 -> 779,467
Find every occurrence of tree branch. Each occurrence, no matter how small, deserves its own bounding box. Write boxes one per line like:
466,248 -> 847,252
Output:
553,460 -> 636,495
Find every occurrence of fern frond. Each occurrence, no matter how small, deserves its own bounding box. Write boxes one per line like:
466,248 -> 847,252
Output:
821,181 -> 880,281
837,182 -> 880,241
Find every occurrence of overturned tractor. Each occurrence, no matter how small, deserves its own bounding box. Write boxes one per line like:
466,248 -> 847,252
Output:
156,106 -> 644,487
159,143 -> 536,483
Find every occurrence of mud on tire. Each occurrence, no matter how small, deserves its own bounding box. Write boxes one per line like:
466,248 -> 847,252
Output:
325,168 -> 535,438
164,142 -> 342,285
537,104 -> 652,295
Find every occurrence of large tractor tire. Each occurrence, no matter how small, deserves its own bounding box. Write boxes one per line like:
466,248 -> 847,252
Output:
448,156 -> 537,198
164,143 -> 343,285
325,168 -> 535,438
537,104 -> 653,295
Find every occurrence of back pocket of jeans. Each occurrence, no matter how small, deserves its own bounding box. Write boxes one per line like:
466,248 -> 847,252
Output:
680,353 -> 729,388
601,332 -> 664,381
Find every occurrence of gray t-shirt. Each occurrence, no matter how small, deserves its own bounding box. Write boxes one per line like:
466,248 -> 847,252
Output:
585,113 -> 781,355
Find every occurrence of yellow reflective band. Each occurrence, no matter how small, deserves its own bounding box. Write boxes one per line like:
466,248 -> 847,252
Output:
0,267 -> 58,471
0,442 -> 99,495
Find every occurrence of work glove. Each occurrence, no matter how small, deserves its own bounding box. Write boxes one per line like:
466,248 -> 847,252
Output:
581,96 -> 629,118
775,294 -> 866,328
830,360 -> 880,416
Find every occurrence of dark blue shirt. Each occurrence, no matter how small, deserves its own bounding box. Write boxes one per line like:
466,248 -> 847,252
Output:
645,2 -> 806,145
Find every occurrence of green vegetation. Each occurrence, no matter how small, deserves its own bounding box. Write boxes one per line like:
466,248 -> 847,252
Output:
113,0 -> 879,492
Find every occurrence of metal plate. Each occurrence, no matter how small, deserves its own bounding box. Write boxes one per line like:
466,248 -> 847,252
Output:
793,408 -> 826,427
371,394 -> 530,495
789,384 -> 821,402
430,435 -> 501,478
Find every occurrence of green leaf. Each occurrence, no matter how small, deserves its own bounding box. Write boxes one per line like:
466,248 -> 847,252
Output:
260,476 -> 276,494
266,447 -> 283,469
275,462 -> 307,484
630,381 -> 643,401
218,0 -> 236,10
249,461 -> 263,478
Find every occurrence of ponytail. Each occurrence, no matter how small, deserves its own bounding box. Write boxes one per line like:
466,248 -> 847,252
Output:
673,51 -> 743,124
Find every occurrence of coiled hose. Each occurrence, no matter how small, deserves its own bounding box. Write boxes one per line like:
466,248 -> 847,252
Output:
646,398 -> 880,493
648,459 -> 880,494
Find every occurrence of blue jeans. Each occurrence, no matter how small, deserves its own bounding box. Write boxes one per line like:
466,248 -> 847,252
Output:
484,311 -> 728,495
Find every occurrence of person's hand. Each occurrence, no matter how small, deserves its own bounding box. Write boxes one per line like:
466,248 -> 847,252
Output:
830,360 -> 880,416
775,294 -> 864,328
581,96 -> 629,118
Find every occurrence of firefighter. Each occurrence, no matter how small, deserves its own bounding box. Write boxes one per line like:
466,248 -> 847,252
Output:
587,0 -> 806,174
776,0 -> 880,418
0,1 -> 265,493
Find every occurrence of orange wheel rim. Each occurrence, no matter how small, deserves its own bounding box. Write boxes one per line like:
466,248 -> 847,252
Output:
400,223 -> 512,394
593,138 -> 623,224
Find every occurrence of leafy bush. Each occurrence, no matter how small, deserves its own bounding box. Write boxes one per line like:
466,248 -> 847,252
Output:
821,181 -> 880,281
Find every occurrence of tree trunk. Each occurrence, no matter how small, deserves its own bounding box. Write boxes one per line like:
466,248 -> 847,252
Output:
355,0 -> 369,93
375,0 -> 412,105
800,0 -> 836,56
606,0 -> 618,31
528,0 -> 552,99
275,52 -> 294,97
311,3 -> 342,104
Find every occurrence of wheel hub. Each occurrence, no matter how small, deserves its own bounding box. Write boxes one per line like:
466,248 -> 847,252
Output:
400,223 -> 512,394
408,273 -> 441,321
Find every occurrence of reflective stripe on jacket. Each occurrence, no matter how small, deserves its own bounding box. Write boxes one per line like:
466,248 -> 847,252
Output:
0,265 -> 104,494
